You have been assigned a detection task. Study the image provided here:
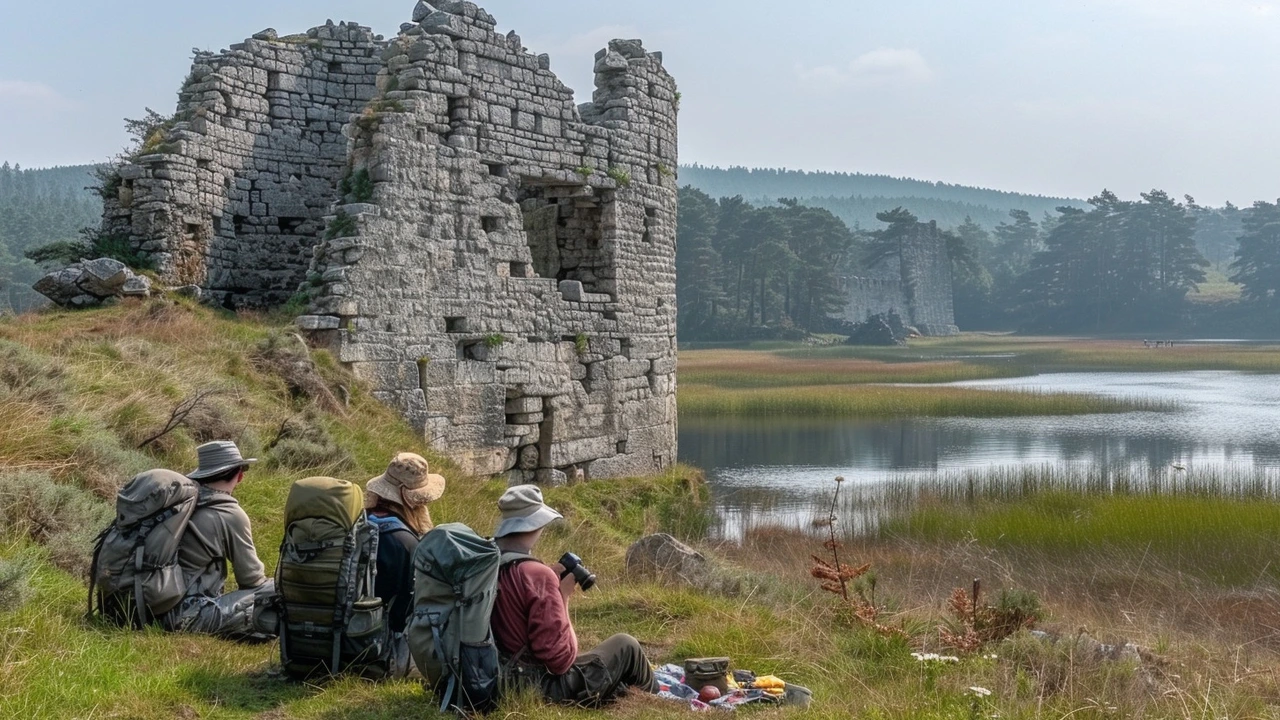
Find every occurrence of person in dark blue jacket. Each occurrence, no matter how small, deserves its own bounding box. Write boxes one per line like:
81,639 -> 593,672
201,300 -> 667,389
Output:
364,452 -> 445,675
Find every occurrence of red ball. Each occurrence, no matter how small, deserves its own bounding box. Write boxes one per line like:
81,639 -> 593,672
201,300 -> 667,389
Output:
698,685 -> 722,703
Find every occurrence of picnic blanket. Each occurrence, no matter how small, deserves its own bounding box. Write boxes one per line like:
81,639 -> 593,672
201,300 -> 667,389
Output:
654,664 -> 809,711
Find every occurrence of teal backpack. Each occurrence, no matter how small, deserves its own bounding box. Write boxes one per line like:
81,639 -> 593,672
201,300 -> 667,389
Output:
407,524 -> 530,713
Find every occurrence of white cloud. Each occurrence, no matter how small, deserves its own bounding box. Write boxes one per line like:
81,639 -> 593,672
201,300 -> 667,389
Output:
797,48 -> 934,91
0,80 -> 74,109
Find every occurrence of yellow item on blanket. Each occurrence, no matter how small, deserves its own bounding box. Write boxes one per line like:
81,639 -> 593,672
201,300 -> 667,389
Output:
751,675 -> 786,690
726,674 -> 739,691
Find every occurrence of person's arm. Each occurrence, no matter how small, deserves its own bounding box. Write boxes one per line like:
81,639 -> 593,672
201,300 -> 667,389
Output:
521,563 -> 578,675
223,505 -> 268,590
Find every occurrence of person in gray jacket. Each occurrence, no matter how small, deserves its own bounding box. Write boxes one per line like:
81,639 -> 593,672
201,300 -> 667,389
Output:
163,441 -> 275,640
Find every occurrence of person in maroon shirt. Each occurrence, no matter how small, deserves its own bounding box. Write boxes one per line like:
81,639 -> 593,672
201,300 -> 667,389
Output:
490,485 -> 657,706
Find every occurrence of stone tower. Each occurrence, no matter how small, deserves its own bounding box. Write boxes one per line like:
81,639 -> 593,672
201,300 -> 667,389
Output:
99,1 -> 680,482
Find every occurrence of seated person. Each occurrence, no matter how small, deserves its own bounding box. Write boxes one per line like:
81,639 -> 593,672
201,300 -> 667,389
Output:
364,452 -> 445,634
490,485 -> 658,706
164,441 -> 275,640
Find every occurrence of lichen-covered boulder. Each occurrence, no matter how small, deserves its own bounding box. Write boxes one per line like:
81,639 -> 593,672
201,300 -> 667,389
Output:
626,533 -> 709,584
32,258 -> 152,308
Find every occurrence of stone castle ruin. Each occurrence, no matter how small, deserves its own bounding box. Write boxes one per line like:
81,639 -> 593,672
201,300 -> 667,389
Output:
836,220 -> 958,336
97,1 -> 680,482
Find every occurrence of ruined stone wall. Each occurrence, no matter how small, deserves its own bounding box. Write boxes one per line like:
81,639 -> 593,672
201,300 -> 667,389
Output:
899,221 -> 958,336
101,1 -> 679,481
102,23 -> 384,308
837,221 -> 958,336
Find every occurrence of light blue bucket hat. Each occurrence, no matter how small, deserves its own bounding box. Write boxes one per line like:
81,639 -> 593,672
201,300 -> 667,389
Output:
494,485 -> 563,538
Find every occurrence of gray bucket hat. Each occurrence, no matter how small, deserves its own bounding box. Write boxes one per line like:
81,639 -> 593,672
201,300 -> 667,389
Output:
188,440 -> 257,481
494,485 -> 563,538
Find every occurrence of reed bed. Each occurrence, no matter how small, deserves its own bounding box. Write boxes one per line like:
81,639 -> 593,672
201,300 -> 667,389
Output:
678,383 -> 1172,418
775,464 -> 1280,586
785,335 -> 1280,374
679,349 -> 1021,387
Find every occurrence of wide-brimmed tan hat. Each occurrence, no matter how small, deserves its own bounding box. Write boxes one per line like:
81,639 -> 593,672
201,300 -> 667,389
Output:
494,484 -> 563,538
366,452 -> 445,509
188,441 -> 257,481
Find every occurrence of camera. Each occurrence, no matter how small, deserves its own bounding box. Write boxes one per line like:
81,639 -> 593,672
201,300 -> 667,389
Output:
558,552 -> 597,591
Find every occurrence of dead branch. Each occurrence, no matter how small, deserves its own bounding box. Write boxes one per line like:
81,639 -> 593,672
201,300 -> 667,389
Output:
137,389 -> 223,449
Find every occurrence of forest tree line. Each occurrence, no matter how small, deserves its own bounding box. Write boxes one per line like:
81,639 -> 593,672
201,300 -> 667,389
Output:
678,185 -> 1280,338
0,164 -> 102,313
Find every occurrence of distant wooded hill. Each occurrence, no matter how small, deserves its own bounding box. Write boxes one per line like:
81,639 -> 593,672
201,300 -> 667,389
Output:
678,164 -> 1085,230
0,163 -> 102,312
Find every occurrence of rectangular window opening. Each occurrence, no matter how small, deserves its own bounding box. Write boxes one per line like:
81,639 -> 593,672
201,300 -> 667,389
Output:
445,316 -> 468,333
328,61 -> 343,74
184,223 -> 201,238
484,162 -> 509,178
196,159 -> 211,170
233,215 -> 246,235
278,217 -> 305,233
481,216 -> 504,233
266,71 -> 281,92
509,262 -> 528,278
619,338 -> 632,359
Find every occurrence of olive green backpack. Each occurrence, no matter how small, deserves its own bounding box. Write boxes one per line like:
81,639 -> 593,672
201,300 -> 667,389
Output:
273,477 -> 390,679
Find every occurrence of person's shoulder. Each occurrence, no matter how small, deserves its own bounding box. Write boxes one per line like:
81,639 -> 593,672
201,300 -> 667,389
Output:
510,558 -> 557,583
197,488 -> 248,519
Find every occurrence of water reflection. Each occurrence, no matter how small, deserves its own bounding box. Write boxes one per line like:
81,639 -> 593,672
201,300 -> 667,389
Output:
679,371 -> 1280,537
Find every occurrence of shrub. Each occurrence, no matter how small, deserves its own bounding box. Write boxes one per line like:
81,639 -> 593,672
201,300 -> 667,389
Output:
264,411 -> 353,472
0,555 -> 33,614
0,341 -> 67,407
25,228 -> 155,272
484,333 -> 506,348
0,471 -> 114,579
325,212 -> 358,240
574,333 -> 589,357
339,168 -> 375,203
249,332 -> 344,414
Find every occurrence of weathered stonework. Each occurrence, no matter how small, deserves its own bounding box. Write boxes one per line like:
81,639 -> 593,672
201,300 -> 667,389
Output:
100,1 -> 680,481
837,221 -> 958,336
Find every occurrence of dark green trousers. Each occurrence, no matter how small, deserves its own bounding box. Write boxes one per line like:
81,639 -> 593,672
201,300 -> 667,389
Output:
541,634 -> 658,707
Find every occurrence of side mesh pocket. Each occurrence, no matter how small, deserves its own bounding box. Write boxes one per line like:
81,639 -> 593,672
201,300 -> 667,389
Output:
458,641 -> 500,711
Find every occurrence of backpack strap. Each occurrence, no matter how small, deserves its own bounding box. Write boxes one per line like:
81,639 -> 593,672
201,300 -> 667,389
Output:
85,525 -> 112,619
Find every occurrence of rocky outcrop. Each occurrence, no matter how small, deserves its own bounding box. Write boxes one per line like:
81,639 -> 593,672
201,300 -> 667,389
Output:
33,259 -> 151,308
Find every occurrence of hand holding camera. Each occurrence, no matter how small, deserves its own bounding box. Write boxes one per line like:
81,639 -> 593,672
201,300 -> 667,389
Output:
557,552 -> 597,592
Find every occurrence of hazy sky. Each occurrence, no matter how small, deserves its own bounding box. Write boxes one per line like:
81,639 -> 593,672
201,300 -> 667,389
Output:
2,0 -> 1278,205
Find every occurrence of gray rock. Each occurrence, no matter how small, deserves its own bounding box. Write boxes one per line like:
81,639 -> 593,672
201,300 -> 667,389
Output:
411,1 -> 436,22
296,314 -> 341,331
594,51 -> 629,74
78,258 -> 130,296
120,275 -> 152,297
625,534 -> 710,586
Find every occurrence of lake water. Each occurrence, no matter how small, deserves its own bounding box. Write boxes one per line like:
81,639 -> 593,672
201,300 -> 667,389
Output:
678,371 -> 1280,536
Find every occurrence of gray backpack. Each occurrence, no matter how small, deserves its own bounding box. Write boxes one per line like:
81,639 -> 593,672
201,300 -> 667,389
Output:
408,524 -> 530,713
88,470 -> 202,626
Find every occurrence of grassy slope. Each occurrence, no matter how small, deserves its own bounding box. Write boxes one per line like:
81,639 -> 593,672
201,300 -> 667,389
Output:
3,302 -> 1279,718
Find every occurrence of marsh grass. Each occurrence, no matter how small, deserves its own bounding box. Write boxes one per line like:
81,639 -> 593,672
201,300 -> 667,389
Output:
679,383 -> 1171,418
